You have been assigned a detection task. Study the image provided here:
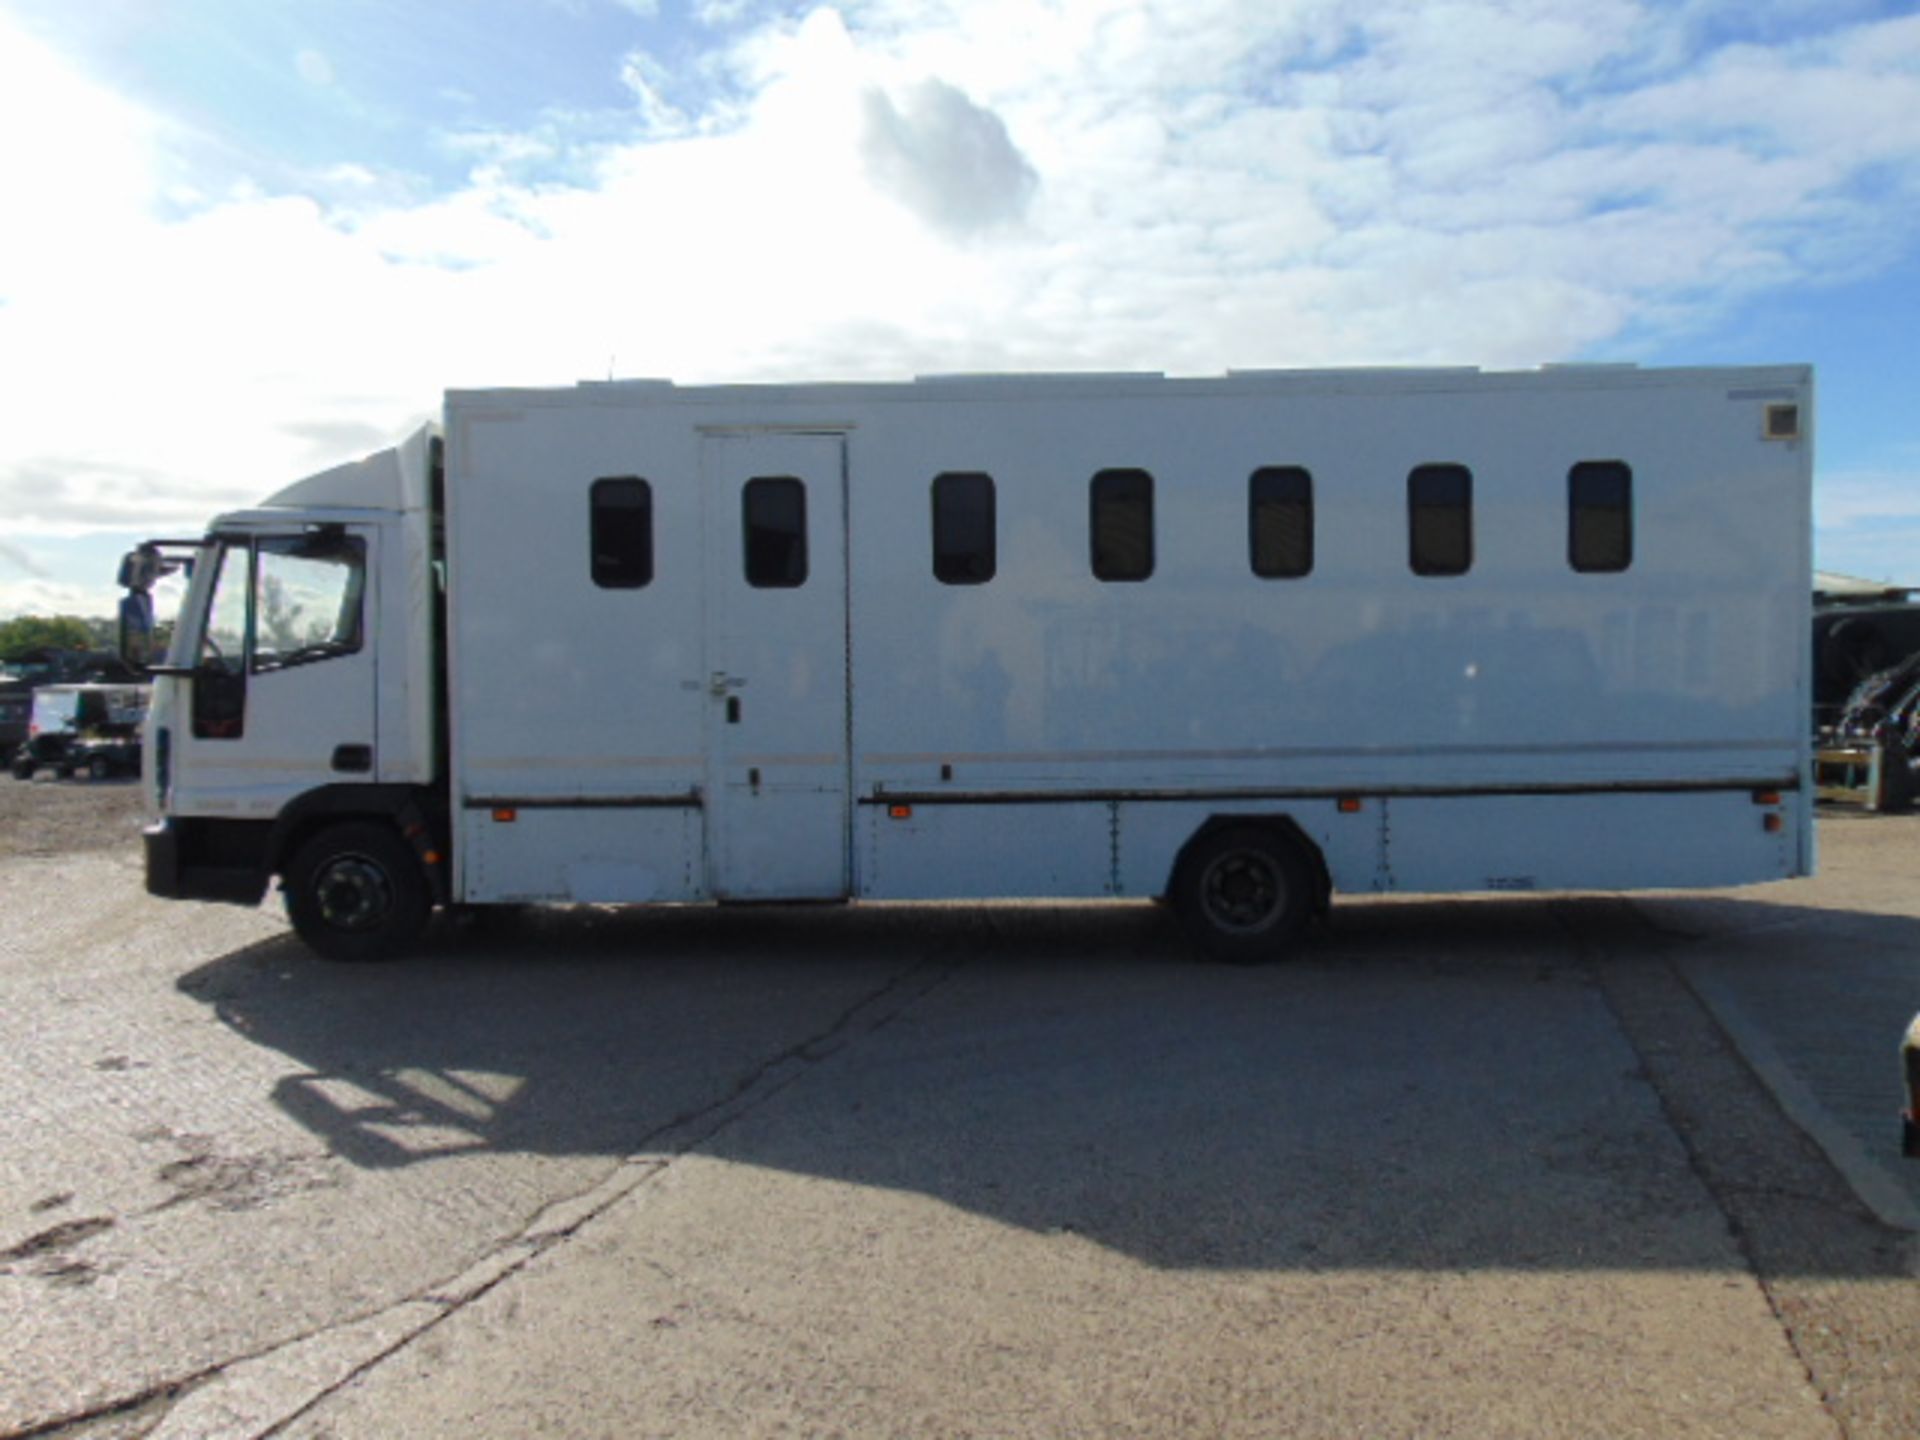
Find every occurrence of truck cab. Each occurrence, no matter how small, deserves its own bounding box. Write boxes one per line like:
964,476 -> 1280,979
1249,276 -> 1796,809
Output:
125,427 -> 443,955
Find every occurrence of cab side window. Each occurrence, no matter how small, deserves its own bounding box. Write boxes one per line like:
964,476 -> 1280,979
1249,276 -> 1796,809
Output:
251,534 -> 366,672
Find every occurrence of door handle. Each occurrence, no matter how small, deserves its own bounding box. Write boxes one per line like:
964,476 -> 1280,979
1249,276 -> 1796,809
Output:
331,743 -> 373,774
726,696 -> 742,724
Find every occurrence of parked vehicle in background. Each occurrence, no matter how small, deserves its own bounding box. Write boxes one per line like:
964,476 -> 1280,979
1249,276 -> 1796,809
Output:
116,364 -> 1814,963
0,648 -> 143,763
11,683 -> 149,781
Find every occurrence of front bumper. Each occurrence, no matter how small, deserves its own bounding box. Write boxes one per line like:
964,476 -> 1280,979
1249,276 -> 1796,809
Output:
145,818 -> 271,906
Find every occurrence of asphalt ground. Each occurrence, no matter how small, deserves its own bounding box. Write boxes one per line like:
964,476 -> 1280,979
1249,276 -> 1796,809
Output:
2,780 -> 1917,1438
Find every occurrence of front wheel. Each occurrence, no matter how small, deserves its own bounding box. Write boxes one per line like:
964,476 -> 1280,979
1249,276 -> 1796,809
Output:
1173,825 -> 1315,964
284,822 -> 431,962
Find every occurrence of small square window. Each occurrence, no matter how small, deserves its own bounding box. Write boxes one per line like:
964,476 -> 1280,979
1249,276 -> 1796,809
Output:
590,477 -> 653,589
743,476 -> 807,588
1250,467 -> 1313,579
1091,469 -> 1154,582
1409,464 -> 1472,576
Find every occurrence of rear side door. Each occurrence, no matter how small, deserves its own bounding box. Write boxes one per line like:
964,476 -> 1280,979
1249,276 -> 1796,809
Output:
701,433 -> 851,899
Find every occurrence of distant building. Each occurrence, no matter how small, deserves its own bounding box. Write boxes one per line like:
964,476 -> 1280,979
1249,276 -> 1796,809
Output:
1814,571 -> 1918,607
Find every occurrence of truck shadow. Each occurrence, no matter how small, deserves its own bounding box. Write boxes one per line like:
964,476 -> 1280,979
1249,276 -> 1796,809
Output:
176,893 -> 1918,1279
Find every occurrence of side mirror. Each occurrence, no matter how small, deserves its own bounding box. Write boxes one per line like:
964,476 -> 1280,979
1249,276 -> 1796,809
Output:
118,592 -> 155,670
118,545 -> 163,592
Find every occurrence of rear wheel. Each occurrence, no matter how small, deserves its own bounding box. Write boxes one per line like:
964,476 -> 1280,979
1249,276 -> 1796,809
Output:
87,755 -> 113,782
284,822 -> 431,962
10,757 -> 32,781
1173,825 -> 1315,964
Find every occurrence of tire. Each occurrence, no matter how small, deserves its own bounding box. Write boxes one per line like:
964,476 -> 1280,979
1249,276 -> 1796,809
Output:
87,755 -> 113,782
10,758 -> 32,781
284,822 -> 432,963
1172,825 -> 1315,964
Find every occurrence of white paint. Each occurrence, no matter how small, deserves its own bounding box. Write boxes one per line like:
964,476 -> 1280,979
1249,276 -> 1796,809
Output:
150,364 -> 1813,911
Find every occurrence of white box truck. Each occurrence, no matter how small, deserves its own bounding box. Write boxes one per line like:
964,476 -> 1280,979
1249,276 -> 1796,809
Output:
116,364 -> 1814,961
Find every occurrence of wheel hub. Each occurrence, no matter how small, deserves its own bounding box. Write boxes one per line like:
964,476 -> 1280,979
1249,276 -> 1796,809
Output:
314,855 -> 392,932
1202,852 -> 1282,932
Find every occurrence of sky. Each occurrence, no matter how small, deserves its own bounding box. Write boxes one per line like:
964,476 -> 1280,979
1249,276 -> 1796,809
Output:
1,0 -> 1918,618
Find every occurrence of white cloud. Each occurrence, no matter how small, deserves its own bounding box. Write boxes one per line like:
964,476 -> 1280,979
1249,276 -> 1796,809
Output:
0,15 -> 165,294
0,540 -> 49,580
1814,464 -> 1920,585
0,576 -> 122,621
3,0 -> 1920,609
618,49 -> 689,134
862,78 -> 1037,235
295,49 -> 335,87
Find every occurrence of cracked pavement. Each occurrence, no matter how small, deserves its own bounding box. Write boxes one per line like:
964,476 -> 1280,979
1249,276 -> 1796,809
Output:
4,786 -> 1920,1438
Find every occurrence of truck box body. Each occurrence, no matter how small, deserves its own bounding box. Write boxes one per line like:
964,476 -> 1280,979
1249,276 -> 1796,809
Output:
131,364 -> 1814,958
442,366 -> 1810,906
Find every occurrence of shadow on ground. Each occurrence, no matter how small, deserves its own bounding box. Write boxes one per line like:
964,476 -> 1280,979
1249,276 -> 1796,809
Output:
177,893 -> 1918,1279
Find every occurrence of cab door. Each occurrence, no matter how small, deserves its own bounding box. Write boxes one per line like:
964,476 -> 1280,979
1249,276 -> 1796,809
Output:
701,434 -> 851,899
169,527 -> 379,819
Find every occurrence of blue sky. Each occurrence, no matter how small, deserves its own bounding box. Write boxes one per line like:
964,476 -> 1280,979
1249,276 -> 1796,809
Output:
2,0 -> 1918,615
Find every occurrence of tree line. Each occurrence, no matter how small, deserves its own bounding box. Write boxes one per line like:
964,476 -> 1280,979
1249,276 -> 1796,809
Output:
1,614 -> 180,662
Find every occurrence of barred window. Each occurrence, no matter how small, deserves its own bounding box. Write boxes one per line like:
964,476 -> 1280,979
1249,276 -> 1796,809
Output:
1249,467 -> 1313,579
932,472 -> 996,584
1569,461 -> 1632,573
743,476 -> 808,588
1409,464 -> 1472,576
590,478 -> 654,588
1090,469 -> 1154,582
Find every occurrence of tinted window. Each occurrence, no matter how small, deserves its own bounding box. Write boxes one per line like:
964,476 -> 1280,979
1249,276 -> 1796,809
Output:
591,478 -> 654,589
1090,469 -> 1154,582
1569,461 -> 1632,573
1409,464 -> 1472,576
743,476 -> 807,588
1249,466 -> 1313,578
932,472 -> 996,584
